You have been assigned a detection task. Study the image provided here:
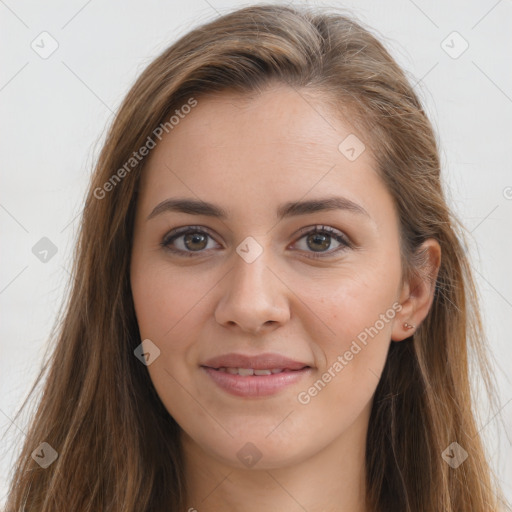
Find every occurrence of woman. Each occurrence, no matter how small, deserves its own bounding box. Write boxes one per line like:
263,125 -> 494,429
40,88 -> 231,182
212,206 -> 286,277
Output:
4,3 -> 508,511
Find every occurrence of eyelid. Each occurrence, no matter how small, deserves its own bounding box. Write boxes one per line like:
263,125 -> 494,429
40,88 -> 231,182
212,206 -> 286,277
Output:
293,224 -> 351,243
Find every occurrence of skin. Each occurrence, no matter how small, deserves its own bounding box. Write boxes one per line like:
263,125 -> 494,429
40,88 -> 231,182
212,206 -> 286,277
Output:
130,83 -> 441,512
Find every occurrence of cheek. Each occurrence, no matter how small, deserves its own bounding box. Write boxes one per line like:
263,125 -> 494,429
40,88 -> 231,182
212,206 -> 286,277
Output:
130,257 -> 214,392
297,262 -> 400,410
309,262 -> 400,354
130,260 -> 209,423
130,257 -> 210,342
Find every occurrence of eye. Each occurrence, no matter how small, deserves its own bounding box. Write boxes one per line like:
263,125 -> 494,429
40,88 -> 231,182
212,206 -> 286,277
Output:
161,226 -> 220,257
160,225 -> 352,259
291,225 -> 352,259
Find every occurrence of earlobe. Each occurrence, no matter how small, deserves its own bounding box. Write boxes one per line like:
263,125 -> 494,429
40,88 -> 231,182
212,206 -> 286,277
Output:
391,318 -> 418,342
391,238 -> 441,342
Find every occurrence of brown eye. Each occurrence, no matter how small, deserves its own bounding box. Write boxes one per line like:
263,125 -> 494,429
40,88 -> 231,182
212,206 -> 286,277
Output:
161,227 -> 219,256
182,232 -> 208,251
293,225 -> 352,259
306,232 -> 332,252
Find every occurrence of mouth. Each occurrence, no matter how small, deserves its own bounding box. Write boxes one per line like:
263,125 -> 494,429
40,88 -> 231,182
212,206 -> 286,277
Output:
203,366 -> 310,376
199,352 -> 313,397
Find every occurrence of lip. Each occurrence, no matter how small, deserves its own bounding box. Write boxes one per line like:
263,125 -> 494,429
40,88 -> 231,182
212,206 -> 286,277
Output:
201,366 -> 313,397
200,352 -> 313,398
201,352 -> 311,371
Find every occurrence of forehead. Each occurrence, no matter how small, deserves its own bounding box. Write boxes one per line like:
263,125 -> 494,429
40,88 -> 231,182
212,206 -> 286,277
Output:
163,85 -> 357,157
137,84 -> 389,221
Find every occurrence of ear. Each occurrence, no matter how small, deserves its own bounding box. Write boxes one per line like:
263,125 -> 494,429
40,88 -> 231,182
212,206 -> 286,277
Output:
391,238 -> 441,342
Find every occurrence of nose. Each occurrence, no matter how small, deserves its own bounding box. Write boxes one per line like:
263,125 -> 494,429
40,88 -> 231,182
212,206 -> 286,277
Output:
214,246 -> 290,334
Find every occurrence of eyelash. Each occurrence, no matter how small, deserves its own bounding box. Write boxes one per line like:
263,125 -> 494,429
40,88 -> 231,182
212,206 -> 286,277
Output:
160,225 -> 352,260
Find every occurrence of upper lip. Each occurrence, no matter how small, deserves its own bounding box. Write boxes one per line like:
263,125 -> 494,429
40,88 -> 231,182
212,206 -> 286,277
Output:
201,352 -> 311,370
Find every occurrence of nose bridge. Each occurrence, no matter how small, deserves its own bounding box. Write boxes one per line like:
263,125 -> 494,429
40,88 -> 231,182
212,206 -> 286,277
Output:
214,239 -> 289,331
233,244 -> 270,295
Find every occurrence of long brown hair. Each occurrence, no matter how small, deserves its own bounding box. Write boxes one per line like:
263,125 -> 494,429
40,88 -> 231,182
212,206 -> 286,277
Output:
3,3 -> 508,511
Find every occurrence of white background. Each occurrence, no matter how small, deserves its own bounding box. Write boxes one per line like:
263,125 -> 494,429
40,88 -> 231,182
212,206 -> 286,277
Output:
1,0 -> 511,507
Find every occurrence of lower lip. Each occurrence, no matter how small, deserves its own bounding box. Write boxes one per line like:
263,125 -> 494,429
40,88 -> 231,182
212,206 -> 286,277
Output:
201,366 -> 312,397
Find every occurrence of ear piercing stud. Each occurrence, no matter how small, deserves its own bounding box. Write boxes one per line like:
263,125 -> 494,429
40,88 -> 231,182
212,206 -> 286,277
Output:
403,322 -> 415,330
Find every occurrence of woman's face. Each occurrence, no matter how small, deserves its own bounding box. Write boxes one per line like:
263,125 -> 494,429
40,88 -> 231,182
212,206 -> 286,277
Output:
130,84 -> 409,470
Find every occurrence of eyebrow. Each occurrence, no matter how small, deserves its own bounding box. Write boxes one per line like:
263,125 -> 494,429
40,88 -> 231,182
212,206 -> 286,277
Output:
146,196 -> 370,221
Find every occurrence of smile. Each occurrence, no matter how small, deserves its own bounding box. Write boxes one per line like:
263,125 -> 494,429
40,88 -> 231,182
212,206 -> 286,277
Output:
201,366 -> 312,397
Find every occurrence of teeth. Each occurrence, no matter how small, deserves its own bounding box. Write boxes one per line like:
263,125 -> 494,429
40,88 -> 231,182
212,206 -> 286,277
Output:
217,367 -> 285,376
254,369 -> 272,376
